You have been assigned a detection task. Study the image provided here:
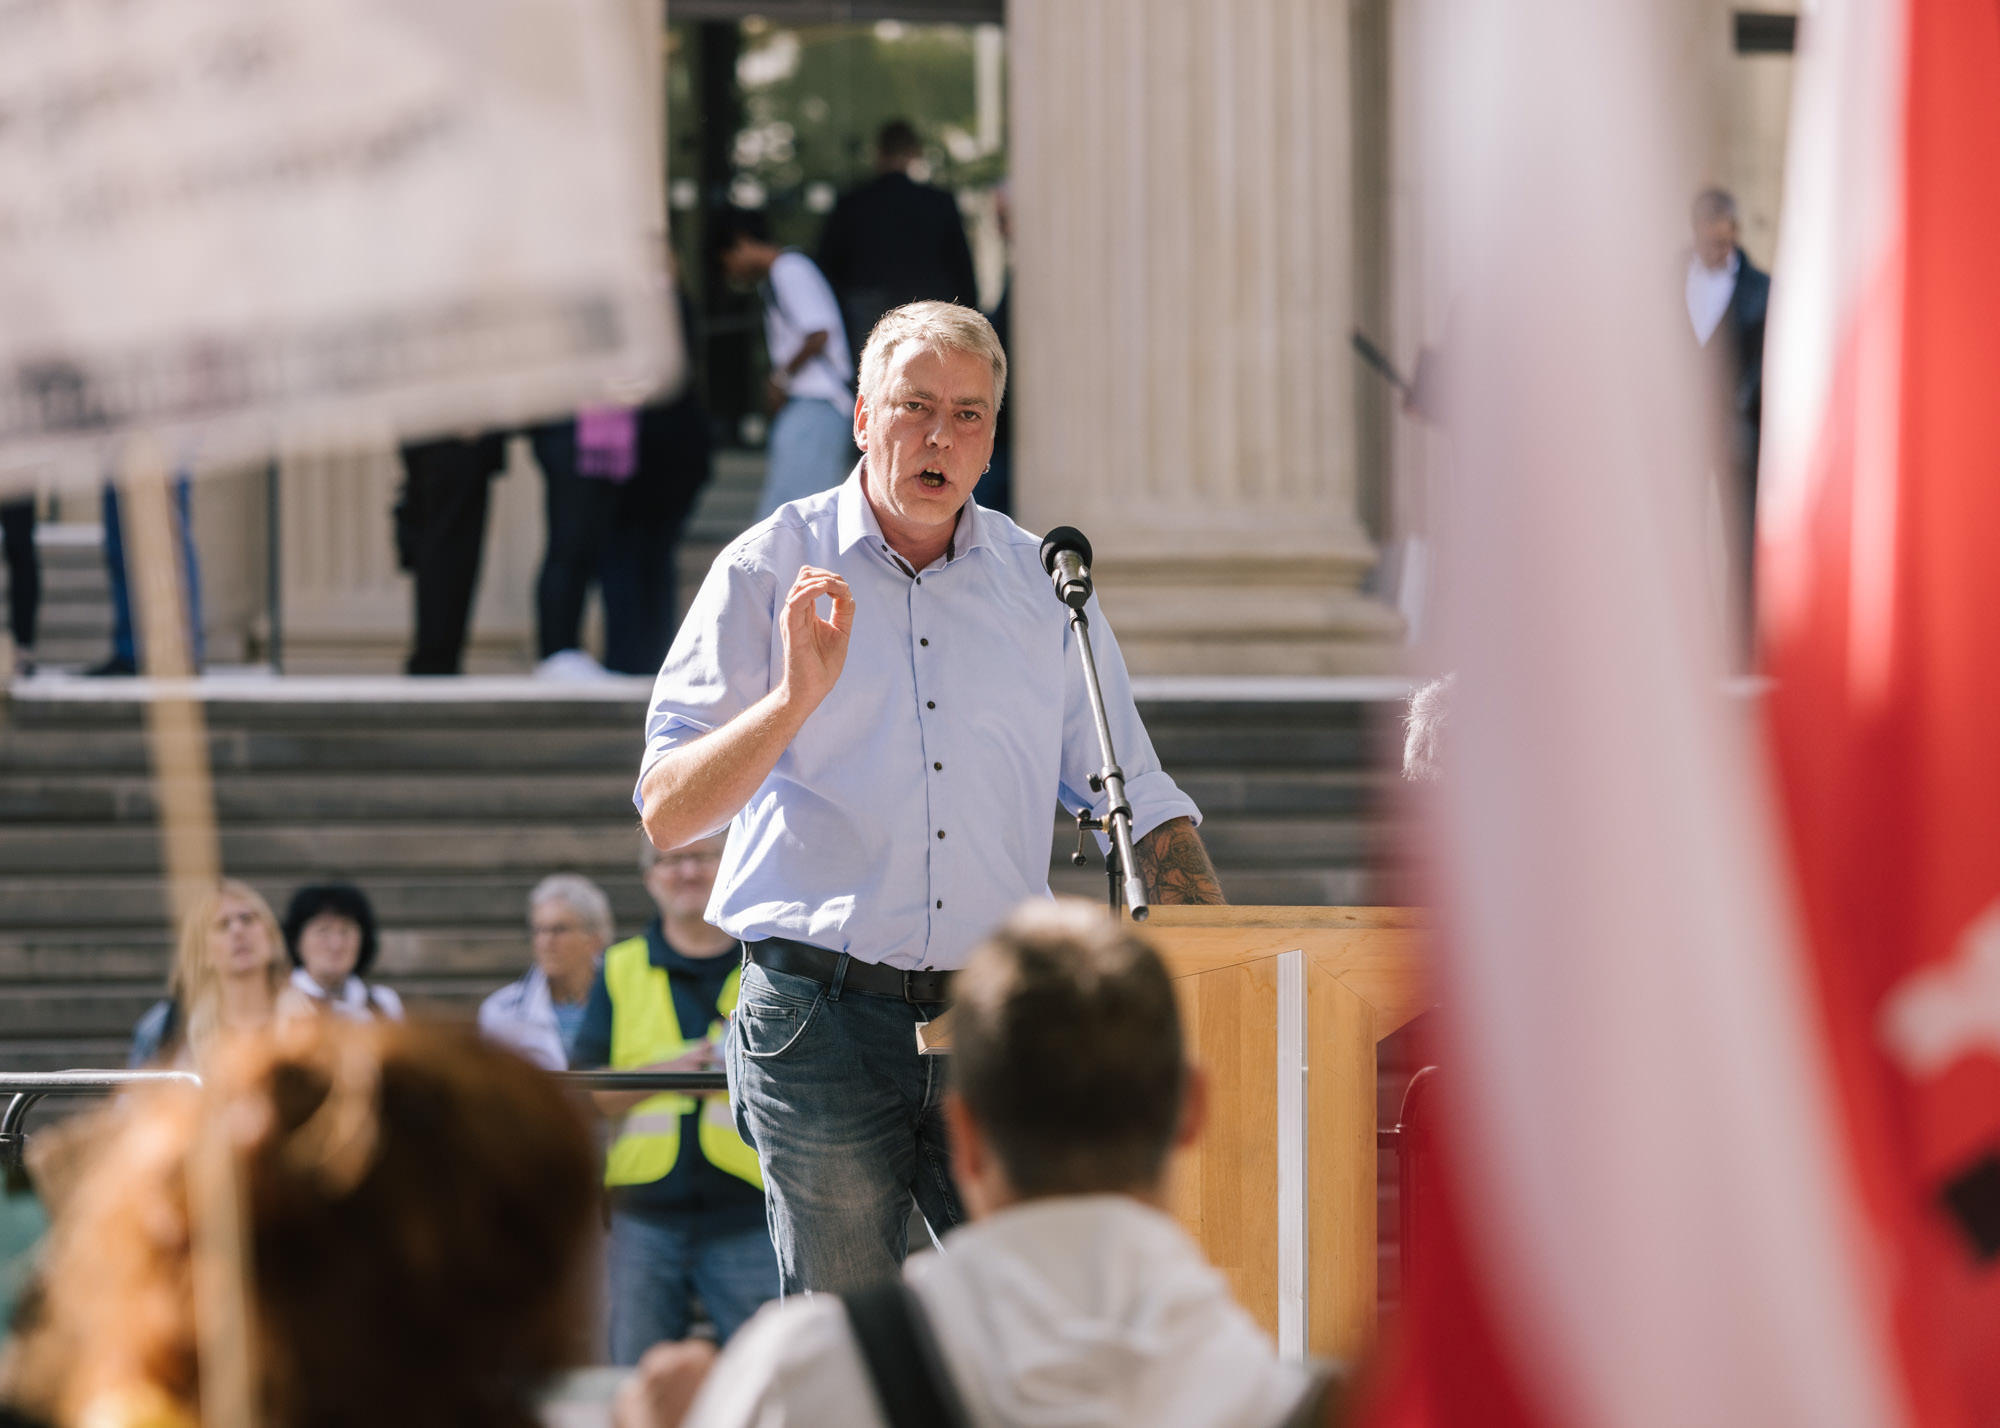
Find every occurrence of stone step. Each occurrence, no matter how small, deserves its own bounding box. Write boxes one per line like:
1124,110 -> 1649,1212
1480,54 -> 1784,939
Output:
0,821 -> 643,874
26,643 -> 109,670
0,928 -> 550,984
0,726 -> 647,773
0,985 -> 168,1038
0,809 -> 1377,882
0,937 -> 174,983
1047,862 -> 1386,907
3,691 -> 1378,737
32,525 -> 105,557
4,692 -> 650,730
0,767 -> 1377,824
0,1040 -> 137,1074
0,680 -> 1404,1068
0,718 -> 1373,777
0,980 -> 496,1051
0,873 -> 652,929
685,450 -> 766,545
0,862 -> 1393,937
26,607 -> 112,640
37,563 -> 110,599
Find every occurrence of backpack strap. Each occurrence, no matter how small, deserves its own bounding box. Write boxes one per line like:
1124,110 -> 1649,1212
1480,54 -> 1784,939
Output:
839,1280 -> 970,1428
1276,1360 -> 1345,1428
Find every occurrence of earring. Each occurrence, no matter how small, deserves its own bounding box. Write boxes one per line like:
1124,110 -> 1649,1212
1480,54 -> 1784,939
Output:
982,463 -> 991,474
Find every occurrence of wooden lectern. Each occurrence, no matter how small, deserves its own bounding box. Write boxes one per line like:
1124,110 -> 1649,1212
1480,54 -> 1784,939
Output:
1143,906 -> 1428,1366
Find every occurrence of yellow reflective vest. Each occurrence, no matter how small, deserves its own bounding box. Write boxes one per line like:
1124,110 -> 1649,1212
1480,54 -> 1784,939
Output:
601,935 -> 763,1191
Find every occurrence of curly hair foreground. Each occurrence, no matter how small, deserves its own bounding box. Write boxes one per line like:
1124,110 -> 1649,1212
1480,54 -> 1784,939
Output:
11,1019 -> 598,1428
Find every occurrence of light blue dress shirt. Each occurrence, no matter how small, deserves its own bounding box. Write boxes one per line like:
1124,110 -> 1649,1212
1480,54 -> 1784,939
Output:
638,467 -> 1200,971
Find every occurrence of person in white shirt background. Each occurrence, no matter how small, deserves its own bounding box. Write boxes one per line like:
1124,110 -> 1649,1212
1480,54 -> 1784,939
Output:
713,207 -> 861,521
478,872 -> 614,1071
278,883 -> 405,1022
607,900 -> 1327,1428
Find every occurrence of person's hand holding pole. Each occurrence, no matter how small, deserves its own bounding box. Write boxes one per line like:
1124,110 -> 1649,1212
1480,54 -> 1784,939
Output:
640,569 -> 854,852
588,1041 -> 727,1118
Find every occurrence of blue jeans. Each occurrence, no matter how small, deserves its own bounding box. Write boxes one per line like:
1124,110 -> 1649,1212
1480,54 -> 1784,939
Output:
605,1208 -> 779,1362
726,960 -> 963,1297
102,479 -> 203,668
756,398 -> 856,520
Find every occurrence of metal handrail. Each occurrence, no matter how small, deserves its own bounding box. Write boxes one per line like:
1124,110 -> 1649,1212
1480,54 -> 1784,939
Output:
0,1070 -> 202,1168
0,1069 -> 729,1170
562,1071 -> 728,1093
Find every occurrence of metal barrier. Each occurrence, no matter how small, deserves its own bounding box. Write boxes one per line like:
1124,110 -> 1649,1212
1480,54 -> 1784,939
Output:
0,1071 -> 202,1168
0,1070 -> 731,1170
561,1071 -> 728,1093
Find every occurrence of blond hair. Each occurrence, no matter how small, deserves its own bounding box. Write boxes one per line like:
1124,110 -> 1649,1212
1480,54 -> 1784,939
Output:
169,880 -> 287,1061
858,300 -> 1007,414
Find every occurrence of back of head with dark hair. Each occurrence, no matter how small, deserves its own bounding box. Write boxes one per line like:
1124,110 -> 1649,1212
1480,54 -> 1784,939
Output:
710,205 -> 772,259
950,902 -> 1186,1198
877,118 -> 922,163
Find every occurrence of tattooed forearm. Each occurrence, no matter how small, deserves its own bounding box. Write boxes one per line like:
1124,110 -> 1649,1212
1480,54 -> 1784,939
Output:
1133,816 -> 1225,905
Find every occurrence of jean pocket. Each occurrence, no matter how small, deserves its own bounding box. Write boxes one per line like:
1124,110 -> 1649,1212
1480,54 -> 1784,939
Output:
739,962 -> 822,1012
735,991 -> 820,1062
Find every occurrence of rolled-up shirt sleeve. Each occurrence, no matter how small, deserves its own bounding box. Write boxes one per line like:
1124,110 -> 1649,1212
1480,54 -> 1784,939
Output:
634,549 -> 778,813
1057,595 -> 1201,842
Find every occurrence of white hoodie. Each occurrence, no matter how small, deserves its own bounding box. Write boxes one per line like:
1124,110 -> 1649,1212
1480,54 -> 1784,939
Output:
681,1196 -> 1311,1428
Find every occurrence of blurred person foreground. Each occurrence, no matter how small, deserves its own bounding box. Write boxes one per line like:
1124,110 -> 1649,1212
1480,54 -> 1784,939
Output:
2,1017 -> 599,1428
617,900 -> 1336,1428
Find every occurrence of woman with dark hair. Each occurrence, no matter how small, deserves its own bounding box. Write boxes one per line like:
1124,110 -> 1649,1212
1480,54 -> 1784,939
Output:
279,884 -> 404,1022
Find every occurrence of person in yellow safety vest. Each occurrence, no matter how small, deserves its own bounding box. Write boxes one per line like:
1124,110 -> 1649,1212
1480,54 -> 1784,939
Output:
570,833 -> 778,1363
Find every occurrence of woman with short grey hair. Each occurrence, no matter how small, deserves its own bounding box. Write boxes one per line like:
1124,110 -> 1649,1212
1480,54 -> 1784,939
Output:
528,873 -> 615,947
477,873 -> 614,1070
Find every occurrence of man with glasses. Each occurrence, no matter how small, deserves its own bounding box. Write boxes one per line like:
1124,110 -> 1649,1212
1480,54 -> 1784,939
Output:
571,833 -> 778,1362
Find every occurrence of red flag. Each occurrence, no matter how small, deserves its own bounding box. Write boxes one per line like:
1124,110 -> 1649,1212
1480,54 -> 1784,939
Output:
1762,0 -> 2000,1418
1361,0 -> 1936,1421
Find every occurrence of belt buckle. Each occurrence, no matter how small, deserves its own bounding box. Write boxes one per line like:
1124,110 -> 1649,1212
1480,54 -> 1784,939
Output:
901,969 -> 920,1005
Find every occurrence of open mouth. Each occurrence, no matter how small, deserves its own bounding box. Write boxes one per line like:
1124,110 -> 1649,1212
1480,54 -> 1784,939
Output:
917,469 -> 948,490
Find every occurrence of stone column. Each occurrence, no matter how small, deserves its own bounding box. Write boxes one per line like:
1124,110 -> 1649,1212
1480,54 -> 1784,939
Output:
1009,0 -> 1403,675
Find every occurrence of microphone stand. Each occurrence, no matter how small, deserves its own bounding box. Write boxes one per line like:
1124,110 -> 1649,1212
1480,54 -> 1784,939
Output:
1062,601 -> 1150,922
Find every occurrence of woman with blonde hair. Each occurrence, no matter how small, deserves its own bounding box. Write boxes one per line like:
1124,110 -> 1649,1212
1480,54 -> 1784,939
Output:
127,880 -> 287,1068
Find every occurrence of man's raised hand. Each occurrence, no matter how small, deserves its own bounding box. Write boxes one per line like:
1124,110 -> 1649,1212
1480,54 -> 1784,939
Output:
777,566 -> 854,713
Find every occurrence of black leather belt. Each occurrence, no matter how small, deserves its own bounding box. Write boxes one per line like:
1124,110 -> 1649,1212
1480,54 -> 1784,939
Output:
745,937 -> 956,1005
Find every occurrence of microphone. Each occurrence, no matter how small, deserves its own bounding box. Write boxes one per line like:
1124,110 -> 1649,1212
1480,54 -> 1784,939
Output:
1039,526 -> 1094,610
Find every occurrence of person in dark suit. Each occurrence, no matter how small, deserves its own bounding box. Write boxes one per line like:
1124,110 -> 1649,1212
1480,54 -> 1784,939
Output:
395,432 -> 508,674
816,119 -> 979,356
1685,186 -> 1769,634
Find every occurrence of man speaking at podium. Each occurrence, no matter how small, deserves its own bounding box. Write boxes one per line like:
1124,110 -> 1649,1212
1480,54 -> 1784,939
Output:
637,301 -> 1223,1296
